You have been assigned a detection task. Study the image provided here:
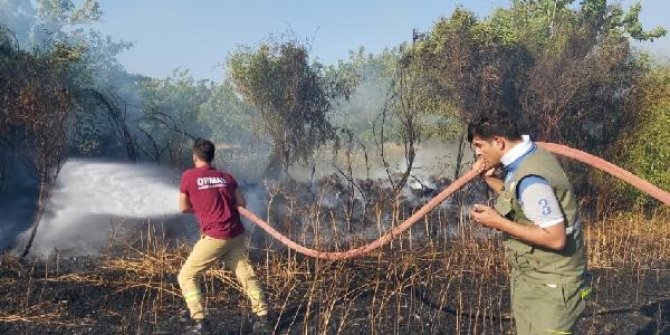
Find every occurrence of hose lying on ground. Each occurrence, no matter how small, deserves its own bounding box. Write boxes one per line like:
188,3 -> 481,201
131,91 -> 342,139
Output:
239,142 -> 670,260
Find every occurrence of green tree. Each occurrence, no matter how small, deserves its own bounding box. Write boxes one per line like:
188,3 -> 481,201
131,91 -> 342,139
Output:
197,79 -> 263,176
1,0 -> 135,160
613,65 -> 670,207
198,79 -> 258,146
329,47 -> 397,144
137,69 -> 212,165
0,33 -> 78,257
0,0 -> 137,255
409,1 -> 666,202
228,37 -> 350,178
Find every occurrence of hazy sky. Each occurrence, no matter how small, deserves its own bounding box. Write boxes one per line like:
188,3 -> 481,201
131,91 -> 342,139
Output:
93,0 -> 670,81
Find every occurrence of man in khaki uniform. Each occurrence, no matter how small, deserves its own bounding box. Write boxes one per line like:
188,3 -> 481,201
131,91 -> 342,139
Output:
467,114 -> 590,335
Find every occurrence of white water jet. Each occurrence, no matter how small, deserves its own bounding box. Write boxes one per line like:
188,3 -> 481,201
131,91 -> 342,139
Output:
24,159 -> 183,256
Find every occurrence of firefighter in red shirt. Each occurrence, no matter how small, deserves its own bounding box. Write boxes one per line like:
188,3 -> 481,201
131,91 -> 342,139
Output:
178,138 -> 268,334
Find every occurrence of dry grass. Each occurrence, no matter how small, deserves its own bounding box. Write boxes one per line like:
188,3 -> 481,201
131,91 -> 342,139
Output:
1,196 -> 669,334
587,209 -> 670,269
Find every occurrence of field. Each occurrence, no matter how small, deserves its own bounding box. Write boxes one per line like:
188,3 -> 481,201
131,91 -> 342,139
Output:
1,182 -> 669,335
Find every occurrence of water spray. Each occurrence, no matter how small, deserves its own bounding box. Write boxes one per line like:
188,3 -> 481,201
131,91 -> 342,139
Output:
21,160 -> 181,256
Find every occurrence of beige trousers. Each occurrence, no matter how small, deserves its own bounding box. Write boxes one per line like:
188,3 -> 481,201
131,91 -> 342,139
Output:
177,234 -> 268,320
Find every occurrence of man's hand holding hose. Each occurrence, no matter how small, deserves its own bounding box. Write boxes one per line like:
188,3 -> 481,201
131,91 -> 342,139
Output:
473,157 -> 504,194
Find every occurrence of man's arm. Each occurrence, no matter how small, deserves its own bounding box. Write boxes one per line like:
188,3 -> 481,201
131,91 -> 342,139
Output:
470,204 -> 567,250
503,217 -> 566,250
482,175 -> 505,195
179,192 -> 194,213
470,176 -> 569,250
234,188 -> 246,208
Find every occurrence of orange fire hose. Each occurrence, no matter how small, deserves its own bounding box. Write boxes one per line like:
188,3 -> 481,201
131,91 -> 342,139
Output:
239,142 -> 670,260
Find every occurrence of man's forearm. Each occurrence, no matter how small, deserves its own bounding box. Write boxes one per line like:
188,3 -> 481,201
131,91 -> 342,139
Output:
180,204 -> 194,213
495,218 -> 566,250
483,176 -> 504,194
179,193 -> 194,213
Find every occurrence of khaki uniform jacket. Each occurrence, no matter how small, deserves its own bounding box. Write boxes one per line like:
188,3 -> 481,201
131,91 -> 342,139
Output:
494,146 -> 587,284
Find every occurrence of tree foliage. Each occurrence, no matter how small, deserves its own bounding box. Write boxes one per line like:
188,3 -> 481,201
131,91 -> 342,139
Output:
406,0 -> 666,202
136,70 -> 211,164
0,28 -> 78,256
228,37 -> 352,178
197,79 -> 258,147
613,65 -> 670,207
411,1 -> 665,148
328,47 -> 397,144
0,0 -> 140,255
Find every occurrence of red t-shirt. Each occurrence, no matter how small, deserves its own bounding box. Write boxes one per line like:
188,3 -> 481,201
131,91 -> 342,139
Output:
180,164 -> 245,239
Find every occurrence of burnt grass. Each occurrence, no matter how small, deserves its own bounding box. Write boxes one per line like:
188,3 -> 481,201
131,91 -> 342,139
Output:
1,179 -> 669,335
1,237 -> 668,335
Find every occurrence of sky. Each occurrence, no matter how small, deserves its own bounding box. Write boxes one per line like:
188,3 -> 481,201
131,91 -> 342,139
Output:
92,0 -> 670,81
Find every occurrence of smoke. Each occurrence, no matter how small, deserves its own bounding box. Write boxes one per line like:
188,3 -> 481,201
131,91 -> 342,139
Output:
16,159 -> 183,256
236,180 -> 273,248
0,0 -> 37,47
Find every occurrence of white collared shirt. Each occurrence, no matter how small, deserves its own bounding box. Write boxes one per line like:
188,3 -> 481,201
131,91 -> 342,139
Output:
501,134 -> 532,166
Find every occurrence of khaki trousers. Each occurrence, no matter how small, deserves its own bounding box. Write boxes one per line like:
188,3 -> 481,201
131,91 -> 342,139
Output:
177,234 -> 267,320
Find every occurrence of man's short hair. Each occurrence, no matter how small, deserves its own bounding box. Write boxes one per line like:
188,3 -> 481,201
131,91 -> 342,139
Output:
467,112 -> 522,143
193,138 -> 215,163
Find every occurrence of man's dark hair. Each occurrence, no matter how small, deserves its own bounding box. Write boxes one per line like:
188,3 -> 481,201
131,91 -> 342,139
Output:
467,112 -> 522,143
193,138 -> 215,163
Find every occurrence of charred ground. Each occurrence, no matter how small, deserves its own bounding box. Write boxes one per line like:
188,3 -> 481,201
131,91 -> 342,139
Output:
1,180 -> 669,335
